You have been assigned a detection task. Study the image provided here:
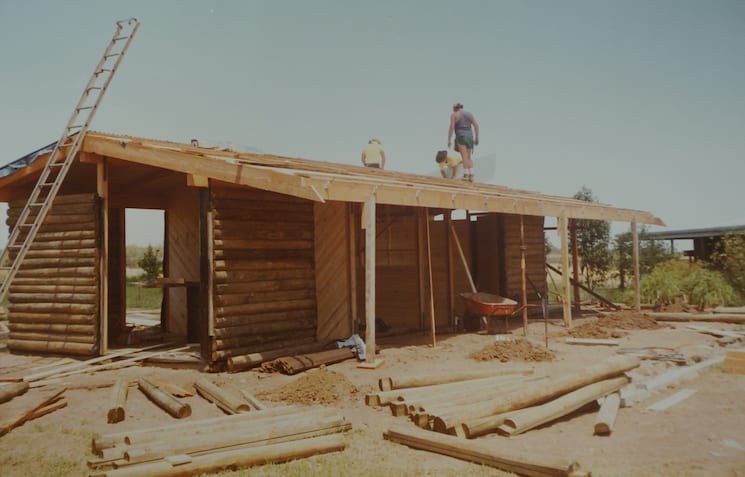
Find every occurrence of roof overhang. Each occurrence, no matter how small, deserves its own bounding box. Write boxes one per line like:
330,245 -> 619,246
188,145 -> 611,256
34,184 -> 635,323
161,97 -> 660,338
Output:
1,132 -> 665,225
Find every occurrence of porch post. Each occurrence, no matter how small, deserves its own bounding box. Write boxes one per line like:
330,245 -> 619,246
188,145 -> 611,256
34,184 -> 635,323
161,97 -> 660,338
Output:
631,220 -> 641,312
97,158 -> 109,354
363,195 -> 376,362
558,213 -> 572,327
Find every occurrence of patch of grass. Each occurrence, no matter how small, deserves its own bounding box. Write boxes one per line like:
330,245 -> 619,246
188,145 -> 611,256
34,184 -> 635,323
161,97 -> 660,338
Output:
126,283 -> 162,309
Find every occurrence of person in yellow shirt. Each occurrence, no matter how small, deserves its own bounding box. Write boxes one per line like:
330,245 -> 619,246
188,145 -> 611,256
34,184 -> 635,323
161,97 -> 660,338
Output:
361,138 -> 386,169
435,150 -> 463,179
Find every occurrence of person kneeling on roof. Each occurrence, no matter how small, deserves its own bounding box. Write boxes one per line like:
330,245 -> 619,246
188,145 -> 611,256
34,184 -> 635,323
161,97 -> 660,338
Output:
361,138 -> 386,169
435,150 -> 463,179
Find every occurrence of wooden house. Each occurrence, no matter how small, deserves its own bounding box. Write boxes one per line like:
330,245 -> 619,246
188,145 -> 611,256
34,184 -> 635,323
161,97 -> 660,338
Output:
0,132 -> 663,365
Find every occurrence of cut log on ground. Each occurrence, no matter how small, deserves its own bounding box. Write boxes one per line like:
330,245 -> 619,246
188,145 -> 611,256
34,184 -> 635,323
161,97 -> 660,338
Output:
97,434 -> 347,477
384,425 -> 586,477
564,338 -> 620,346
378,367 -> 534,391
647,312 -> 745,325
432,355 -> 640,433
195,378 -> 251,414
240,389 -> 266,410
0,388 -> 66,437
594,392 -> 620,435
138,379 -> 191,419
621,356 -> 723,406
0,381 -> 30,404
107,378 -> 128,424
269,348 -> 355,375
646,389 -> 697,411
92,406 -> 303,453
497,376 -> 629,436
226,342 -> 329,372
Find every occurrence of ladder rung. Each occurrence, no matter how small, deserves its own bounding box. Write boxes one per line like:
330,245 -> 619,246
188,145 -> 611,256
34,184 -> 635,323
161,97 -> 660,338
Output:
113,36 -> 130,41
69,124 -> 84,129
87,86 -> 102,92
104,53 -> 121,58
29,202 -> 45,207
77,106 -> 93,111
40,182 -> 55,187
0,266 -> 11,270
19,224 -> 34,228
8,244 -> 22,248
48,163 -> 64,168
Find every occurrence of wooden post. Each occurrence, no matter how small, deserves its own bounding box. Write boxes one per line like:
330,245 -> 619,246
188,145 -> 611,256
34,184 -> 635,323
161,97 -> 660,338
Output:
570,219 -> 581,312
348,204 -> 358,335
519,215 -> 528,336
359,195 -> 382,368
558,214 -> 572,327
425,209 -> 436,347
631,220 -> 641,312
417,209 -> 427,331
445,211 -> 454,327
97,158 -> 109,355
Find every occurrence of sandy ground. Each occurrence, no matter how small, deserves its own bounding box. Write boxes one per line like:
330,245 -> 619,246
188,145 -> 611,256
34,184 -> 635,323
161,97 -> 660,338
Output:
1,317 -> 744,477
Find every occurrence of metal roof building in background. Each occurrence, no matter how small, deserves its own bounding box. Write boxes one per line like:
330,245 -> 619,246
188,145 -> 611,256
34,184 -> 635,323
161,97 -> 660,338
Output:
645,225 -> 745,241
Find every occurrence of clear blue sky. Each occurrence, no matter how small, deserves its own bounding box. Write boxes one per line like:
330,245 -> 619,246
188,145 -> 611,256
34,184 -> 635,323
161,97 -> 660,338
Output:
1,0 -> 743,245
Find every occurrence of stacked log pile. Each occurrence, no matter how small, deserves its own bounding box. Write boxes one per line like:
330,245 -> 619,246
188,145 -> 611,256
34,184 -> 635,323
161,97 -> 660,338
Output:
211,188 -> 318,362
7,193 -> 100,356
88,405 -> 350,476
368,356 -> 639,439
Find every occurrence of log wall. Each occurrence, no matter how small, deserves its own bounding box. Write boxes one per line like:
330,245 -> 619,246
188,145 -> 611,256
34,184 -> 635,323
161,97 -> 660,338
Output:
210,187 -> 317,361
7,193 -> 100,356
502,214 -> 547,302
166,188 -> 200,337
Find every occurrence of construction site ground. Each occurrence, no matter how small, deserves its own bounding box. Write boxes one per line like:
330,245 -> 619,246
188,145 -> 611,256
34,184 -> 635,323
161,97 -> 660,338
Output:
1,316 -> 744,477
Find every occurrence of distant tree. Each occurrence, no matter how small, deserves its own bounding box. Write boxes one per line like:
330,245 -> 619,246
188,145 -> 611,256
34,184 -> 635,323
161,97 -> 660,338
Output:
614,228 -> 673,289
138,245 -> 162,283
571,186 -> 612,289
544,235 -> 553,258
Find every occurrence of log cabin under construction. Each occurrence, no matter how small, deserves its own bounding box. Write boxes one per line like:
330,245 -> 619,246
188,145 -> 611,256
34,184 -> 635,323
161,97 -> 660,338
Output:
0,132 -> 663,365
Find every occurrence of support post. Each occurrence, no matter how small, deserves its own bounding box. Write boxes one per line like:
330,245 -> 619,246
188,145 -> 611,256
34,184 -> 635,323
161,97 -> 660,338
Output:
631,220 -> 641,312
359,195 -> 383,368
348,204 -> 358,334
519,215 -> 528,336
97,158 -> 109,355
417,210 -> 426,331
445,211 -> 454,327
558,214 -> 572,328
425,209 -> 436,347
570,219 -> 581,312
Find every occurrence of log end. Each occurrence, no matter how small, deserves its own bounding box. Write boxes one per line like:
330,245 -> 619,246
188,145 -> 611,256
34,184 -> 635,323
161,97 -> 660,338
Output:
594,424 -> 611,435
431,417 -> 449,433
176,405 -> 192,419
378,378 -> 392,391
107,408 -> 125,424
365,394 -> 380,407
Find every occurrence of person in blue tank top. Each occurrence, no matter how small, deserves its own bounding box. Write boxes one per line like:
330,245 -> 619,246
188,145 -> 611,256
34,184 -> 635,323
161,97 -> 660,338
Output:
447,102 -> 480,182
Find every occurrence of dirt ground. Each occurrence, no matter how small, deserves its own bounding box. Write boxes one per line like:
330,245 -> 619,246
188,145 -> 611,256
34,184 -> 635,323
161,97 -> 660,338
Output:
1,316 -> 744,477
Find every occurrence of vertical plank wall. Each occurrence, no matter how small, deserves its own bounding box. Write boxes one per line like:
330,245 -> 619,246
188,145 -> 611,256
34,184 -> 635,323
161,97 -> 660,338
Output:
502,214 -> 547,302
313,201 -> 352,341
210,187 -> 317,361
6,193 -> 101,356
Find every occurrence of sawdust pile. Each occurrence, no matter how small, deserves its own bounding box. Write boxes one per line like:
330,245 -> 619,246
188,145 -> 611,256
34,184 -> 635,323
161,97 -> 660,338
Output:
471,339 -> 555,362
569,311 -> 663,338
262,367 -> 358,405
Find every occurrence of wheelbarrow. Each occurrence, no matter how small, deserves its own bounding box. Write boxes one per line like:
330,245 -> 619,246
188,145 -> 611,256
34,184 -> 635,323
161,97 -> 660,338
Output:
460,292 -> 522,333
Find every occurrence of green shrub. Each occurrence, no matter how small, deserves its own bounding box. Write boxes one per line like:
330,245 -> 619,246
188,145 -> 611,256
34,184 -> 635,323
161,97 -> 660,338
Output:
137,245 -> 162,283
640,266 -> 684,305
681,268 -> 739,309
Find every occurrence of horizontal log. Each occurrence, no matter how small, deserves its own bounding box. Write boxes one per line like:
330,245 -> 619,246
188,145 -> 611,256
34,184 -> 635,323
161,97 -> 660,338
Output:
17,248 -> 97,260
271,348 -> 356,375
378,367 -> 535,391
194,378 -> 251,414
215,279 -> 315,296
212,197 -> 313,211
214,259 -> 313,273
19,257 -> 96,270
8,193 -> 96,209
10,292 -> 98,304
10,277 -> 97,287
212,206 -> 313,221
214,268 -> 314,284
138,378 -> 191,419
214,318 -> 316,338
214,239 -> 313,251
0,381 -> 30,404
19,231 -> 96,243
215,328 -> 316,351
211,187 -> 307,202
10,221 -> 97,234
9,312 -> 96,324
9,284 -> 98,295
212,336 -> 317,361
8,202 -> 95,218
213,248 -> 314,261
214,222 -> 313,239
215,289 -> 315,307
8,214 -> 95,227
9,331 -> 97,344
9,303 -> 97,314
646,312 -> 745,325
216,298 -> 316,318
14,266 -> 96,279
8,339 -> 96,356
215,311 -> 316,330
8,322 -> 95,334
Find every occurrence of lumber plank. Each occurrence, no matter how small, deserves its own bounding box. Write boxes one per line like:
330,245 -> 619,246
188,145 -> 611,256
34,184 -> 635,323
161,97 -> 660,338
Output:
646,389 -> 697,411
0,381 -> 30,404
564,338 -> 620,346
0,388 -> 66,437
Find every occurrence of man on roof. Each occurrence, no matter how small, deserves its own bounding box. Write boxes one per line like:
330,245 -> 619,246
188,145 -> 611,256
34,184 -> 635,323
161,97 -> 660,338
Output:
361,138 -> 386,169
447,103 -> 479,182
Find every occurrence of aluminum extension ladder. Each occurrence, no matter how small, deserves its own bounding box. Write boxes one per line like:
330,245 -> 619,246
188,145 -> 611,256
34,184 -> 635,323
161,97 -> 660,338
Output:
0,18 -> 140,302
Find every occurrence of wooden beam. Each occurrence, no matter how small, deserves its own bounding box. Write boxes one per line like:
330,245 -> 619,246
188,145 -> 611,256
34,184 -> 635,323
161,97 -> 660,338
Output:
363,195 -> 376,363
347,204 -> 358,334
80,151 -> 102,164
631,220 -> 641,312
558,213 -> 572,328
187,174 -> 209,188
425,209 -> 436,346
97,159 -> 109,354
570,219 -> 581,312
519,215 -> 529,336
